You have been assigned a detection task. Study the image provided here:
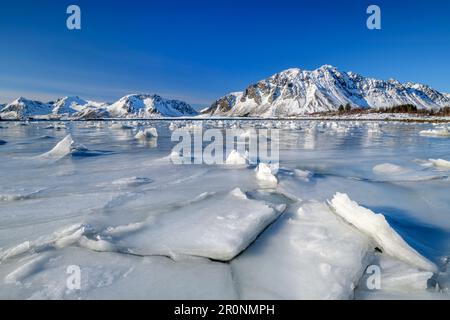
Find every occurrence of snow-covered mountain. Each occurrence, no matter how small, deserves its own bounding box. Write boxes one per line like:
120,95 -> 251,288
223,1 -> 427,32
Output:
52,96 -> 89,115
107,94 -> 198,118
0,97 -> 52,119
204,65 -> 450,117
0,94 -> 198,120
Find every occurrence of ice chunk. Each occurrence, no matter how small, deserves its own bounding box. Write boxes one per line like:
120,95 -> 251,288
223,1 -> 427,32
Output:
426,159 -> 450,169
110,177 -> 153,187
0,247 -> 237,300
329,193 -> 437,272
225,150 -> 248,166
355,254 -> 436,299
420,127 -> 450,137
134,127 -> 158,140
4,253 -> 52,284
110,123 -> 133,130
40,134 -> 89,160
0,224 -> 88,262
103,222 -> 146,237
255,163 -> 278,188
0,189 -> 46,202
116,189 -> 283,261
0,242 -> 31,261
38,134 -> 75,160
78,236 -> 116,252
373,163 -> 409,175
294,169 -> 313,181
231,201 -> 371,299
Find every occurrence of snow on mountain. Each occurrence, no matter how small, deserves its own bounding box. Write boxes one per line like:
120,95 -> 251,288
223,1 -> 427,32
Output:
52,96 -> 89,115
107,94 -> 198,118
0,94 -> 197,120
0,97 -> 52,119
204,65 -> 450,117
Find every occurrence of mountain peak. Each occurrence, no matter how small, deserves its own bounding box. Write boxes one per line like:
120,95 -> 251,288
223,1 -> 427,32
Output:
318,64 -> 338,72
205,66 -> 450,117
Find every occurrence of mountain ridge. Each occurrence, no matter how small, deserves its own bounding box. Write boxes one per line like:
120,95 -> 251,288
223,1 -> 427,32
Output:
1,66 -> 449,119
203,65 -> 450,117
0,94 -> 198,120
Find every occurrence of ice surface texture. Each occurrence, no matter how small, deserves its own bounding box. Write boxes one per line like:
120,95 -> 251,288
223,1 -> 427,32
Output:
0,120 -> 448,300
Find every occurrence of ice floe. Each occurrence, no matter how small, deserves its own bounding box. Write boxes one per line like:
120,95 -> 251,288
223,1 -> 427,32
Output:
420,127 -> 450,137
225,150 -> 248,166
329,193 -> 437,272
0,189 -> 46,202
294,169 -> 313,181
114,189 -> 284,261
110,123 -> 133,130
38,134 -> 76,160
424,159 -> 450,169
134,127 -> 158,140
37,134 -> 112,160
110,176 -> 153,188
373,163 -> 410,175
255,163 -> 278,188
0,247 -> 237,299
231,201 -> 371,299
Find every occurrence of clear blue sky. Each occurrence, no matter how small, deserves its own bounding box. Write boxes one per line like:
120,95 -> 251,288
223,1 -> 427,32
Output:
0,0 -> 449,107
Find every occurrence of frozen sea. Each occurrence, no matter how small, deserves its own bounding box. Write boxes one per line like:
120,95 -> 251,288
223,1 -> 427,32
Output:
0,120 -> 449,300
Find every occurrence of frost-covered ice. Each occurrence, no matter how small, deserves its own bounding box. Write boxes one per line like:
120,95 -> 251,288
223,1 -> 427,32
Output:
0,120 -> 449,300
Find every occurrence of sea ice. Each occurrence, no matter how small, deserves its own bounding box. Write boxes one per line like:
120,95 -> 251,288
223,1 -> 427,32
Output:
329,193 -> 437,272
231,201 -> 371,299
419,127 -> 450,137
294,169 -> 313,181
426,159 -> 450,169
255,163 -> 278,188
225,150 -> 248,166
134,127 -> 158,140
110,176 -> 153,188
113,188 -> 283,261
373,163 -> 409,175
0,247 -> 237,300
38,134 -> 76,160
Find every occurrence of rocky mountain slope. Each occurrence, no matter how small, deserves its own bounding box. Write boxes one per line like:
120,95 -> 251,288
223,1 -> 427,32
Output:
203,65 -> 450,117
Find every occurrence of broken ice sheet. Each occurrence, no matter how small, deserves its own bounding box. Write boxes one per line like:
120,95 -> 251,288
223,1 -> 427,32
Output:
231,201 -> 371,300
113,188 -> 284,261
0,247 -> 237,300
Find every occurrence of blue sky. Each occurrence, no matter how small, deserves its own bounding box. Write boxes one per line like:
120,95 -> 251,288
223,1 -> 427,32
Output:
0,0 -> 449,107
